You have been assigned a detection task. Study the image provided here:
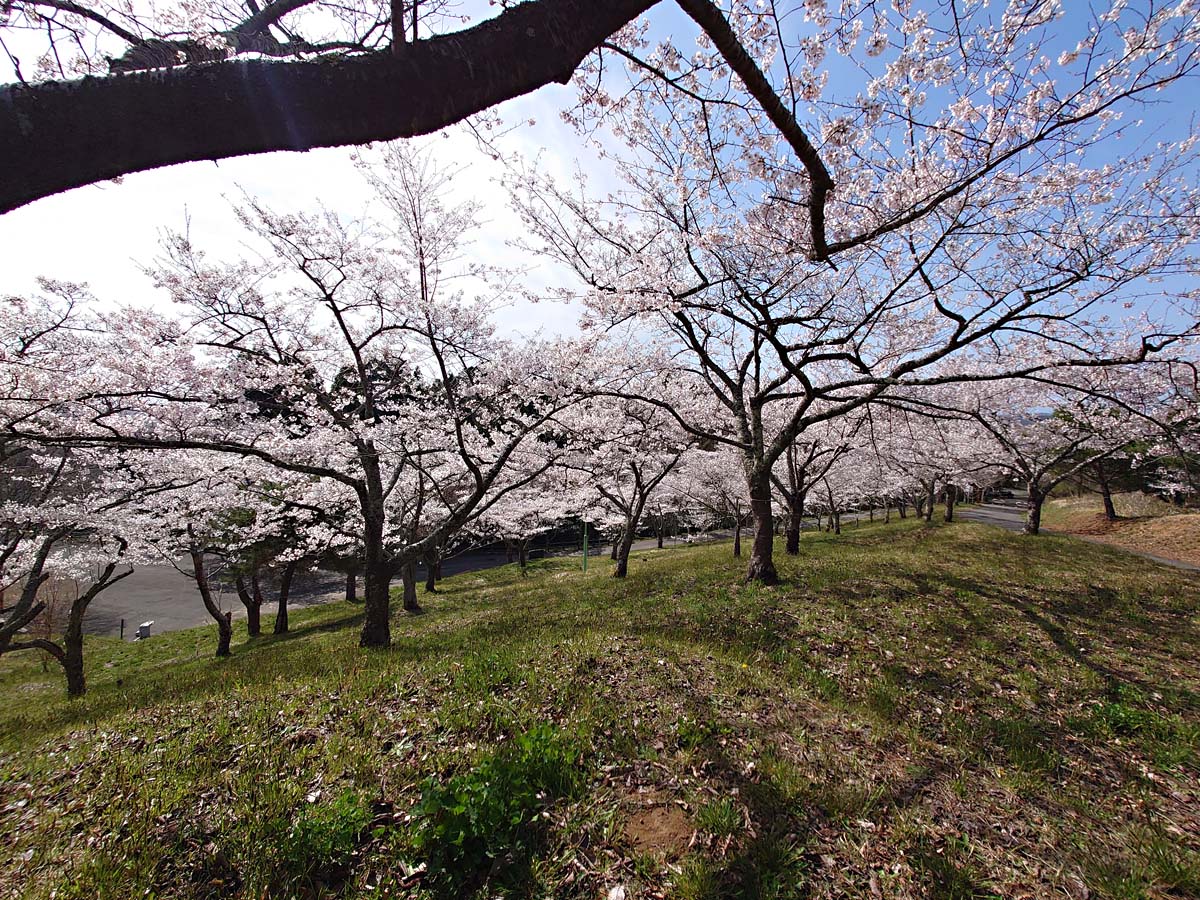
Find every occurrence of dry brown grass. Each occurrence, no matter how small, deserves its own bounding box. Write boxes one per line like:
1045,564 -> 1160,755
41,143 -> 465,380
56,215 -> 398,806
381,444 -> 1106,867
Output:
1045,493 -> 1200,566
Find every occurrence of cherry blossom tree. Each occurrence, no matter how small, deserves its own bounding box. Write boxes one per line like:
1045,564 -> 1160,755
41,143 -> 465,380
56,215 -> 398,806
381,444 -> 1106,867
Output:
671,445 -> 750,555
0,287 -> 160,694
514,0 -> 1200,584
0,441 -> 144,695
772,413 -> 861,553
471,474 -> 580,574
1138,361 -> 1200,503
1,150 -> 591,649
867,402 -> 999,523
572,397 -> 689,577
898,371 -> 1171,534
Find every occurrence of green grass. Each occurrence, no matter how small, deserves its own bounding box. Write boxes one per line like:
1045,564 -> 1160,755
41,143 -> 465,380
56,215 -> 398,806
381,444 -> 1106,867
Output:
2,519 -> 1199,899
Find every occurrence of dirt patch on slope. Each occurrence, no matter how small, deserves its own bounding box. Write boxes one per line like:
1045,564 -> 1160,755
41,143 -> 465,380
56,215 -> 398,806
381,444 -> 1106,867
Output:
624,798 -> 693,857
1058,512 -> 1200,567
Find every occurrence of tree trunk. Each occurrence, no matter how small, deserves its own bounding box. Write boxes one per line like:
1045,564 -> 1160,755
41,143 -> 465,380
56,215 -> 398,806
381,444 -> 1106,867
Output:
63,603 -> 87,698
884,502 -> 891,524
614,500 -> 647,579
785,492 -> 805,555
358,475 -> 392,645
360,559 -> 393,648
1097,463 -> 1118,520
505,541 -> 516,563
833,511 -> 841,535
402,562 -> 422,613
236,575 -> 261,637
656,515 -> 664,549
518,541 -> 529,574
733,516 -> 742,557
924,482 -> 936,522
424,550 -> 439,592
744,469 -> 778,584
190,550 -> 232,657
1024,483 -> 1044,535
609,531 -> 620,561
944,486 -> 955,523
346,572 -> 359,604
274,560 -> 296,635
897,500 -> 907,519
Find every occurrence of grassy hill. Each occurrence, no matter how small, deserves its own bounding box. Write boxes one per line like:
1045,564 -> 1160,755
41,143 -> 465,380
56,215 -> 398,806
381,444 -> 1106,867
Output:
1044,492 -> 1200,568
2,520 -> 1198,900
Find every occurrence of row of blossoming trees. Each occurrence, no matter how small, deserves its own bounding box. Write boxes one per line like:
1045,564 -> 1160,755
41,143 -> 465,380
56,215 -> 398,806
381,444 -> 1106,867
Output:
3,1 -> 1200,696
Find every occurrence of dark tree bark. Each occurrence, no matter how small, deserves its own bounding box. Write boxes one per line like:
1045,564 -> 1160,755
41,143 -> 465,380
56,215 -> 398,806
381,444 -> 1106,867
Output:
1096,462 -> 1118,520
613,510 -> 642,579
273,560 -> 297,635
733,515 -> 742,558
345,572 -> 359,604
392,0 -> 407,50
784,491 -> 805,555
236,575 -> 262,637
1024,483 -> 1045,535
360,559 -> 393,647
924,481 -> 937,522
744,469 -> 778,584
0,530 -> 67,660
359,501 -> 393,647
423,549 -> 440,592
61,601 -> 87,697
190,550 -> 232,657
401,562 -> 422,613
518,541 -> 529,573
943,485 -> 956,523
0,0 -> 659,214
610,532 -> 621,561
897,499 -> 907,519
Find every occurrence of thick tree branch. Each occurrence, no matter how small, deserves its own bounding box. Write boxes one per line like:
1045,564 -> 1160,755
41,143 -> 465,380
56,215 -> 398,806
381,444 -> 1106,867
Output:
0,0 -> 658,214
674,0 -> 834,260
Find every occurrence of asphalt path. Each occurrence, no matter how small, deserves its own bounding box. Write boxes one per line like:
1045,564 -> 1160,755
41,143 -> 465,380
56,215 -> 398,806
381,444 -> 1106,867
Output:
76,563 -> 349,638
958,496 -> 1027,531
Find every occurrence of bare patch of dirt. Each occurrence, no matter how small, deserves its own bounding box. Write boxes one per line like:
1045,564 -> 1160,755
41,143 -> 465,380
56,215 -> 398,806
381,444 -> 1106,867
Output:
1059,512 -> 1200,567
1064,513 -> 1122,536
624,798 -> 693,858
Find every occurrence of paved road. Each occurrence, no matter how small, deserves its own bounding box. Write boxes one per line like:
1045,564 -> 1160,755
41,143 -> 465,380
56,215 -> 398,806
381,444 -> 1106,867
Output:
959,497 -> 1027,531
76,563 -> 350,638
